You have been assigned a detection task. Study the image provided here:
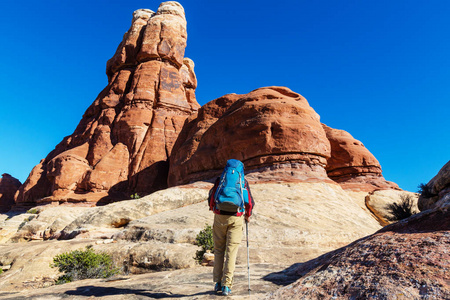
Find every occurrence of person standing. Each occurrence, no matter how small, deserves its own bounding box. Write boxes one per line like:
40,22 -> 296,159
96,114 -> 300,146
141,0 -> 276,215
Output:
208,159 -> 255,296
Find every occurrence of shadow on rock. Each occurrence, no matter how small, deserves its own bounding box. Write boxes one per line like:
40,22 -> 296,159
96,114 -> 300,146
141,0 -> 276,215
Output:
65,285 -> 215,298
262,263 -> 304,286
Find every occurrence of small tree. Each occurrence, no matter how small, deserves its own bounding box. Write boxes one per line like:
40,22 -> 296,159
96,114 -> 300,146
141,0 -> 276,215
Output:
51,246 -> 119,284
194,224 -> 214,264
386,194 -> 416,221
417,183 -> 436,198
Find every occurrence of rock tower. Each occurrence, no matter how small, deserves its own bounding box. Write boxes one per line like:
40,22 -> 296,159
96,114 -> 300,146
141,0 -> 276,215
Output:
15,2 -> 200,206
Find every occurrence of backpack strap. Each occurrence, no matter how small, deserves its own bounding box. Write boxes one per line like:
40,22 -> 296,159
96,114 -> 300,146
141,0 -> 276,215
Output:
238,172 -> 245,212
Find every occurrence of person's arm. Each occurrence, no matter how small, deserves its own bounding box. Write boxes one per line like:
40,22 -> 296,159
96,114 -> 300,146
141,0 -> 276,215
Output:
244,180 -> 255,221
208,177 -> 220,211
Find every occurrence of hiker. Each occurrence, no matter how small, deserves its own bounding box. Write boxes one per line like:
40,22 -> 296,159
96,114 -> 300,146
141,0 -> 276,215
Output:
208,159 -> 255,296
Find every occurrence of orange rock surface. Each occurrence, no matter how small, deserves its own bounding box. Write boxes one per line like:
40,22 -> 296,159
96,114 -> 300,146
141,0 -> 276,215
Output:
168,86 -> 332,186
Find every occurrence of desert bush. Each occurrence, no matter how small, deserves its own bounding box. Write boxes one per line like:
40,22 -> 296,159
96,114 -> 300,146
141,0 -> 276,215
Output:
386,194 -> 416,221
24,215 -> 35,222
130,193 -> 140,199
18,221 -> 27,230
51,245 -> 119,284
417,183 -> 436,198
27,208 -> 38,214
194,224 -> 214,264
0,268 -> 3,275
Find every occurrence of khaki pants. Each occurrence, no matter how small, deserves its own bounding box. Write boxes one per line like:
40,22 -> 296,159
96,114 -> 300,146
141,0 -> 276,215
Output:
213,214 -> 244,288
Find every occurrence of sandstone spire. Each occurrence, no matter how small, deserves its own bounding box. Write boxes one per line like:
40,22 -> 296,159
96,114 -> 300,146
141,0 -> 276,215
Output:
15,1 -> 199,206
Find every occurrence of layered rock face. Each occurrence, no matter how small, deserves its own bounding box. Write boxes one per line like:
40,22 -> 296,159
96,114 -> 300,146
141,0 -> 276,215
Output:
15,2 -> 199,206
323,124 -> 399,191
0,174 -> 21,212
418,159 -> 450,211
168,87 -> 332,186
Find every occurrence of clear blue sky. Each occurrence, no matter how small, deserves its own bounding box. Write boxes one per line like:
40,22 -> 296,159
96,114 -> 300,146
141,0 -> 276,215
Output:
0,0 -> 448,192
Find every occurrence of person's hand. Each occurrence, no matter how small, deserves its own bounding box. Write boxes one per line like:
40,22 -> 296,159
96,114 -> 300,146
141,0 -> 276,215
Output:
244,215 -> 250,223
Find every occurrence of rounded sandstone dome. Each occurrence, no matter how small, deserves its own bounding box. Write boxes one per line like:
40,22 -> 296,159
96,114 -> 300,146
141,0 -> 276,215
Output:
168,86 -> 331,186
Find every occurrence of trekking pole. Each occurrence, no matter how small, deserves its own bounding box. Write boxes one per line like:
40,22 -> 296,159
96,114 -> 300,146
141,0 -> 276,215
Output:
246,220 -> 251,296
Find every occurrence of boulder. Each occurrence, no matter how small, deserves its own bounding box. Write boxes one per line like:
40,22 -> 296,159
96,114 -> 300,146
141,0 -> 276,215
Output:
323,124 -> 399,192
14,1 -> 200,207
168,87 -> 332,186
365,189 -> 419,226
201,250 -> 214,266
0,174 -> 21,212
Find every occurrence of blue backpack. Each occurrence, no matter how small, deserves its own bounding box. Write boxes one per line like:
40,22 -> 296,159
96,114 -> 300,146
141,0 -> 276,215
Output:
214,159 -> 249,213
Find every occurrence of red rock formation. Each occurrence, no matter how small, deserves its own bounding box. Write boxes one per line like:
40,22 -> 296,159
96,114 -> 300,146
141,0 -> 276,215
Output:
168,87 -> 332,186
15,2 -> 199,206
266,201 -> 450,299
323,124 -> 399,192
0,174 -> 21,212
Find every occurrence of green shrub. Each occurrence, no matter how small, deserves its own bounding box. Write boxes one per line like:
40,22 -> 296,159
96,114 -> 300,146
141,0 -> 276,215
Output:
18,221 -> 27,230
417,183 -> 436,198
51,246 -> 119,284
194,224 -> 214,264
24,215 -> 35,222
130,193 -> 140,199
386,194 -> 416,221
0,268 -> 3,275
27,208 -> 38,214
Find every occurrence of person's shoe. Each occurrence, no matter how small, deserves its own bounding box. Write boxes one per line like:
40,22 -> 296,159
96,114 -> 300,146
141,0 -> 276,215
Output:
214,282 -> 222,294
222,286 -> 231,296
